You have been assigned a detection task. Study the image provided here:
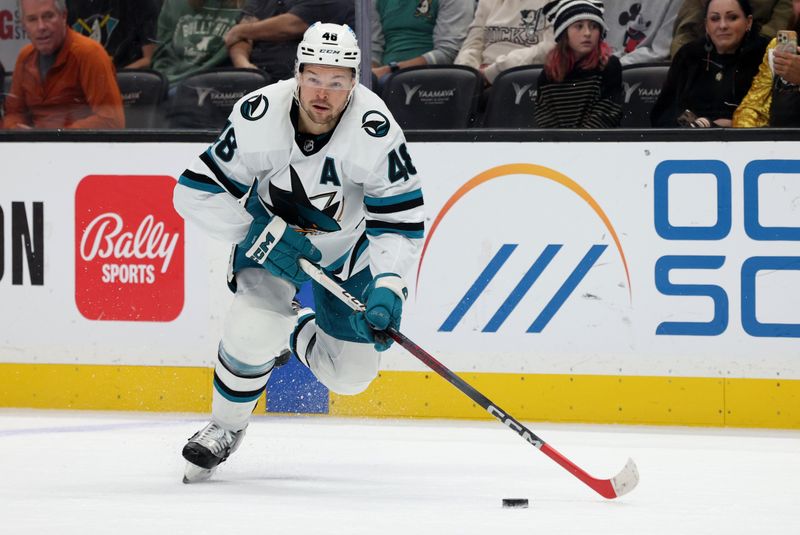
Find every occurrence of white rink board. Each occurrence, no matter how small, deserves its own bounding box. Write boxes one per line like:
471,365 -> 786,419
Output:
1,142 -> 231,367
1,140 -> 799,379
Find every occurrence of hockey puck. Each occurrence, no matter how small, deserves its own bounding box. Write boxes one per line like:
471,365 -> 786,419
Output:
502,498 -> 529,508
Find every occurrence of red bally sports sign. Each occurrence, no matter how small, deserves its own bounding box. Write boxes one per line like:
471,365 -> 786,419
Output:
75,175 -> 184,321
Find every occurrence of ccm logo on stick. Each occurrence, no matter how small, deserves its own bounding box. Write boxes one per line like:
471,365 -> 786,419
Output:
487,405 -> 543,447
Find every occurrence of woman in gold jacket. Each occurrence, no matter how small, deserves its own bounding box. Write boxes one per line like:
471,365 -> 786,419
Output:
734,0 -> 800,126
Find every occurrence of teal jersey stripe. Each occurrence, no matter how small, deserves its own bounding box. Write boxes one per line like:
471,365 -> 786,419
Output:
324,251 -> 350,273
366,227 -> 424,239
179,174 -> 226,194
201,149 -> 250,197
364,188 -> 423,207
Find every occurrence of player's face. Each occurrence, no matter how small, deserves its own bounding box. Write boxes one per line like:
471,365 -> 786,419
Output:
705,0 -> 752,54
297,65 -> 356,131
566,20 -> 601,59
22,0 -> 68,56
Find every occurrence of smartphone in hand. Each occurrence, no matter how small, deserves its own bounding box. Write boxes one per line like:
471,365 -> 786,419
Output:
777,30 -> 797,54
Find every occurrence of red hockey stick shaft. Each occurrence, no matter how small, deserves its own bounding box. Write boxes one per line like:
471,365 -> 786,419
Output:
299,260 -> 640,499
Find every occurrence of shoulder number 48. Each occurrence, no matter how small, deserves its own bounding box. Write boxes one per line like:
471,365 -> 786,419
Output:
387,143 -> 417,183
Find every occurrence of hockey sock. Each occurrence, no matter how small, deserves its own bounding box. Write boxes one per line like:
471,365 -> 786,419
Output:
211,344 -> 275,430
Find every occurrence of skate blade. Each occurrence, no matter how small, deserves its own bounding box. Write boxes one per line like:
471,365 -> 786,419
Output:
183,461 -> 217,484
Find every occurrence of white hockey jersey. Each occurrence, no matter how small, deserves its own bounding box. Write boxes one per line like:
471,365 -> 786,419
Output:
174,79 -> 424,282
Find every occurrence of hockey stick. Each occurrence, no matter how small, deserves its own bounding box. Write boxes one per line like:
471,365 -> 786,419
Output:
298,259 -> 640,499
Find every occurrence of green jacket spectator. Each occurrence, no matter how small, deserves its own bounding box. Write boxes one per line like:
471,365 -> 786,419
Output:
371,0 -> 475,79
152,0 -> 242,85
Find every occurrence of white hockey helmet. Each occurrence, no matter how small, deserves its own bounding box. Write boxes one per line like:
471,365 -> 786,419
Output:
296,22 -> 360,79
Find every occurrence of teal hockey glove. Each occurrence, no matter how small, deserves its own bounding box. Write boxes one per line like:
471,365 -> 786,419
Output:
350,274 -> 407,351
239,182 -> 321,286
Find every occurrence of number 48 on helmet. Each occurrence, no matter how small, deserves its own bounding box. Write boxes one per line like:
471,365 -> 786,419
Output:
295,22 -> 361,79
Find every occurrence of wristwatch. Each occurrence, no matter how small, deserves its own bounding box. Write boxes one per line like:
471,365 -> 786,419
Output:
388,61 -> 400,73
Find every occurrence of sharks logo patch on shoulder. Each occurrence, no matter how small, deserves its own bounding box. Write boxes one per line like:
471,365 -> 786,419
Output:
241,94 -> 269,121
361,110 -> 390,137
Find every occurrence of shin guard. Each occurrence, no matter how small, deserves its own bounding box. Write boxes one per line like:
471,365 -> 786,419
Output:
211,345 -> 275,431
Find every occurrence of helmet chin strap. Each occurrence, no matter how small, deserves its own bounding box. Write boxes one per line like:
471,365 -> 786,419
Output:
345,79 -> 357,105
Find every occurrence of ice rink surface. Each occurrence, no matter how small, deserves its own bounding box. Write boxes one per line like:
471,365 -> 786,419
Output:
1,409 -> 798,535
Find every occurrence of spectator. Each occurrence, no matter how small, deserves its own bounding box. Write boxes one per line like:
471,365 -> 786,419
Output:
454,0 -> 554,86
534,0 -> 623,127
734,0 -> 800,126
371,0 -> 475,81
671,0 -> 792,57
604,0 -> 682,65
151,0 -> 242,86
651,0 -> 768,127
224,0 -> 354,81
67,0 -> 162,69
3,0 -> 124,129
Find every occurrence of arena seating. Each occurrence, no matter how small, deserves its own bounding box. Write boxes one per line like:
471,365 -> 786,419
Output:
116,69 -> 168,129
381,65 -> 482,129
165,67 -> 272,129
619,63 -> 670,127
482,65 -> 542,128
85,62 -> 670,131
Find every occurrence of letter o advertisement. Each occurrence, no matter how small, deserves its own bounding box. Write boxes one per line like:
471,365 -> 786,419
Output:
75,175 -> 185,322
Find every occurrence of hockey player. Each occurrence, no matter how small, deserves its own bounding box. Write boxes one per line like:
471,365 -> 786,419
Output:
173,22 -> 424,483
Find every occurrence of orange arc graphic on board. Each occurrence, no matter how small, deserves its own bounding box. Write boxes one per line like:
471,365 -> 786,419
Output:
416,163 -> 632,302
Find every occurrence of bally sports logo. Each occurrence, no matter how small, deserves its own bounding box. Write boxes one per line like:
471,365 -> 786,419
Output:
75,175 -> 184,321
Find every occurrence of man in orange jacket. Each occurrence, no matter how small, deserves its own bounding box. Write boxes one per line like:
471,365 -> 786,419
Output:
3,0 -> 124,129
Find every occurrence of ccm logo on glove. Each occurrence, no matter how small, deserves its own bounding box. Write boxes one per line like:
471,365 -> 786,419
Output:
245,217 -> 285,264
238,181 -> 322,287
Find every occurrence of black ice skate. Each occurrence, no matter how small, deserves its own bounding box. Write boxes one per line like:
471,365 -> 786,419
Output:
182,421 -> 246,483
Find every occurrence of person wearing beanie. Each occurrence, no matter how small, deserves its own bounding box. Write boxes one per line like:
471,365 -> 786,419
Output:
534,0 -> 623,127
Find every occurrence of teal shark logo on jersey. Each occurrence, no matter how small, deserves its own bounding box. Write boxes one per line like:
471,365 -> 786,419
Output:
361,111 -> 390,137
266,165 -> 342,232
241,94 -> 269,121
